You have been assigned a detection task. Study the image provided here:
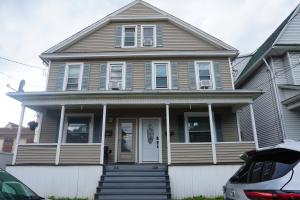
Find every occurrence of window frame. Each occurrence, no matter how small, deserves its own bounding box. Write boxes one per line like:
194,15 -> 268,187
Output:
121,25 -> 137,48
152,61 -> 171,90
194,60 -> 215,90
62,113 -> 94,144
106,62 -> 126,90
141,25 -> 157,47
184,112 -> 211,143
63,63 -> 84,91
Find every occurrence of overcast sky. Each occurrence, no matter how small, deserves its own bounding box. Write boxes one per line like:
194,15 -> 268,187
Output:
0,0 -> 299,127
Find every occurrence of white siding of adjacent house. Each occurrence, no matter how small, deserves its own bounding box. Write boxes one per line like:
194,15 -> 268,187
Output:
277,12 -> 300,45
289,52 -> 300,85
239,64 -> 283,147
272,57 -> 289,84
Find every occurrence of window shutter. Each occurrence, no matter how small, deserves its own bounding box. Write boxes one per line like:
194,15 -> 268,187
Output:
214,62 -> 223,90
99,63 -> 107,90
177,115 -> 185,142
144,62 -> 152,90
156,25 -> 163,47
188,62 -> 196,90
93,115 -> 102,143
56,65 -> 65,91
171,62 -> 179,90
125,63 -> 133,90
115,26 -> 122,48
215,114 -> 223,142
81,64 -> 90,91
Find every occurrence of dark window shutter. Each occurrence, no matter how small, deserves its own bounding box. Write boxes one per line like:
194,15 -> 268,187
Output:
156,25 -> 163,47
81,64 -> 90,91
115,26 -> 122,48
215,114 -> 223,142
177,115 -> 185,142
214,62 -> 223,90
125,63 -> 133,90
188,62 -> 196,90
99,63 -> 107,90
56,65 -> 65,91
93,115 -> 102,143
144,62 -> 152,90
171,62 -> 179,90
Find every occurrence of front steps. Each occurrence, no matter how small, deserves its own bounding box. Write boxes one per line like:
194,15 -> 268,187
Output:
95,164 -> 171,200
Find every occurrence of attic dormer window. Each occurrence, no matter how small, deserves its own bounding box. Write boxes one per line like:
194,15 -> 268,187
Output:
122,25 -> 137,48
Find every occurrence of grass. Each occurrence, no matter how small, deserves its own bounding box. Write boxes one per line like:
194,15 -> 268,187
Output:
182,196 -> 224,200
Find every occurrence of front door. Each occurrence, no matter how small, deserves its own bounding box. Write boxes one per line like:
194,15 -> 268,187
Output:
117,119 -> 136,163
140,118 -> 161,163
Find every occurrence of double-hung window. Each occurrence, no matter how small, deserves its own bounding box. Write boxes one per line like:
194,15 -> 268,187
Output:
141,25 -> 156,47
122,25 -> 137,48
107,62 -> 125,90
64,63 -> 83,91
185,113 -> 211,143
195,61 -> 214,90
153,62 -> 170,89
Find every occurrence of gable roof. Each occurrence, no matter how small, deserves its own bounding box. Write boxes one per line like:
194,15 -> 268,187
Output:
42,0 -> 237,55
236,4 -> 300,87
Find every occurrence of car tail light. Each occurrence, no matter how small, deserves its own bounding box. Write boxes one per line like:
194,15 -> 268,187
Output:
244,190 -> 300,200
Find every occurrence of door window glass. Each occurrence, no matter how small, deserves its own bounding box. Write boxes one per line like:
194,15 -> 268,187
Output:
121,122 -> 133,152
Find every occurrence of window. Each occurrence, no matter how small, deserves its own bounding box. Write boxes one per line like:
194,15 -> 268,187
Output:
141,25 -> 156,47
153,62 -> 170,89
122,25 -> 137,47
107,62 -> 125,90
64,63 -> 83,91
64,115 -> 93,143
184,113 -> 211,143
195,61 -> 214,90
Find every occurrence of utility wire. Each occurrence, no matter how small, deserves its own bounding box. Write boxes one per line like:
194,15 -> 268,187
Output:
0,56 -> 47,70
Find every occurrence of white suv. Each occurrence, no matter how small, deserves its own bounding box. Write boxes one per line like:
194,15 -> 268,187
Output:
223,141 -> 300,200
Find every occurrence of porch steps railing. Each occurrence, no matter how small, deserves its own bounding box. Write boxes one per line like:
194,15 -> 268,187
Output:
94,164 -> 171,200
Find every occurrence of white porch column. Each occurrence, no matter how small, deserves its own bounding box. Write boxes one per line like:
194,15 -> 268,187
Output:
100,104 -> 107,165
34,112 -> 43,143
166,104 -> 171,165
236,111 -> 242,142
12,105 -> 25,165
55,105 -> 65,165
208,104 -> 217,164
249,103 -> 259,149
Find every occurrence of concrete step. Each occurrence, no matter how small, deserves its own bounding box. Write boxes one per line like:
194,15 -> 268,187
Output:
95,194 -> 170,200
105,171 -> 166,176
102,175 -> 168,182
105,164 -> 167,171
99,182 -> 168,188
97,188 -> 168,194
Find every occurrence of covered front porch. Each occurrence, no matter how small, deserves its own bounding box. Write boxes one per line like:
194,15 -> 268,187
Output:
8,90 -> 260,166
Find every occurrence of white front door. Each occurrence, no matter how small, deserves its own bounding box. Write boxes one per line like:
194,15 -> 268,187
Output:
140,118 -> 161,163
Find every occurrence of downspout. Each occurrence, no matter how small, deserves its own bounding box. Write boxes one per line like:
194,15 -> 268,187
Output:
263,57 -> 287,141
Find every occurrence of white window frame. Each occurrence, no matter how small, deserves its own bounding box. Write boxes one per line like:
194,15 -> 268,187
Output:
63,63 -> 84,91
106,62 -> 126,90
194,60 -> 216,90
141,25 -> 157,47
152,61 -> 171,89
184,112 -> 210,143
62,113 -> 94,144
121,25 -> 137,48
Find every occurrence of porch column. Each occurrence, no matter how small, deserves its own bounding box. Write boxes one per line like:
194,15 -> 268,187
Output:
12,105 -> 25,165
208,104 -> 217,164
34,112 -> 43,143
55,105 -> 65,165
100,104 -> 107,165
236,112 -> 242,142
249,103 -> 259,149
166,104 -> 171,165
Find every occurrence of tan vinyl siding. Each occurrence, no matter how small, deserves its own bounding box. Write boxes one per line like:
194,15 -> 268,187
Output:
47,58 -> 232,91
59,144 -> 101,164
222,113 -> 239,142
39,110 -> 58,143
16,145 -> 56,164
171,143 -> 213,164
116,3 -> 162,17
216,142 -> 255,163
62,21 -> 219,53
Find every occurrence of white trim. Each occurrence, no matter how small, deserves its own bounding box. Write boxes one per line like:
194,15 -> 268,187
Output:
141,24 -> 157,47
208,104 -> 217,164
62,113 -> 94,144
55,105 -> 65,165
166,104 -> 171,165
184,112 -> 210,143
228,57 -> 235,89
106,62 -> 126,90
152,61 -> 171,89
138,117 -> 162,163
194,60 -> 216,90
63,63 -> 84,91
12,105 -> 25,165
121,25 -> 137,48
236,112 -> 242,142
100,104 -> 107,164
44,60 -> 51,90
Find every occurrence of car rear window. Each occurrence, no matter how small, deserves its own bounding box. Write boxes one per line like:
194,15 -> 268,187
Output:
230,148 -> 300,183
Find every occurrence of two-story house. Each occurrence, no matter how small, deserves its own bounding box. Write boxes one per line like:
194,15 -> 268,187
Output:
7,1 -> 261,199
235,3 -> 300,148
